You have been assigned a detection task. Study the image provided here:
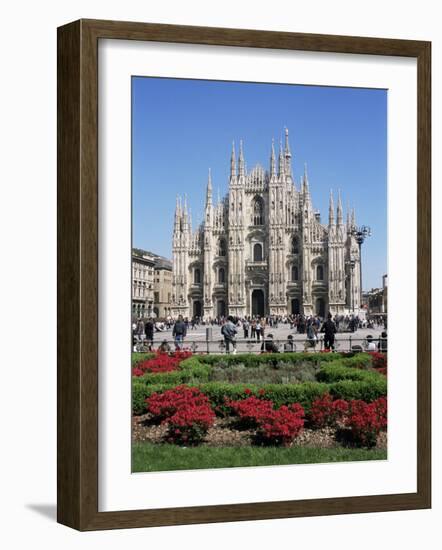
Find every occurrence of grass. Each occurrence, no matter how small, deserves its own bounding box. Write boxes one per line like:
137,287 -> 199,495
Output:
132,442 -> 387,472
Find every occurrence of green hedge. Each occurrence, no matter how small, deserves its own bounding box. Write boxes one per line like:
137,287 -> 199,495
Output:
317,363 -> 380,383
132,377 -> 387,415
132,351 -> 385,415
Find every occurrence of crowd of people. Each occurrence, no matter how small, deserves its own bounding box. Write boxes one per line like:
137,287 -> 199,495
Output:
132,312 -> 387,355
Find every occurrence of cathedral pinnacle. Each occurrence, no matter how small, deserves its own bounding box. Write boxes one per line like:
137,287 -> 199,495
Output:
284,127 -> 292,175
329,189 -> 335,226
303,162 -> 310,195
174,194 -> 181,229
337,189 -> 343,225
270,138 -> 276,178
351,207 -> 356,228
238,140 -> 245,177
230,141 -> 236,179
206,169 -> 213,206
278,140 -> 285,177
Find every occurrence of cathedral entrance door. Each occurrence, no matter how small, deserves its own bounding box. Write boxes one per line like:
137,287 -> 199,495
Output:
315,297 -> 326,317
251,289 -> 265,317
217,300 -> 226,318
291,298 -> 300,315
193,300 -> 202,318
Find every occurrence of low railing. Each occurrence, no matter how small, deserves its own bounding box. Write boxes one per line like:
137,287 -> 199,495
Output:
133,336 -> 387,354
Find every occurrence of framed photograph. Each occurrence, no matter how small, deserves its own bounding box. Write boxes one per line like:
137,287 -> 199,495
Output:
57,19 -> 431,530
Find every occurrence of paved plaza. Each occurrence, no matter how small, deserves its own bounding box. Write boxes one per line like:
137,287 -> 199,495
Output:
146,324 -> 385,354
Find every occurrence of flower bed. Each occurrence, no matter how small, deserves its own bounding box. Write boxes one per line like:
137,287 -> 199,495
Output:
133,350 -> 192,377
133,352 -> 387,450
142,385 -> 386,448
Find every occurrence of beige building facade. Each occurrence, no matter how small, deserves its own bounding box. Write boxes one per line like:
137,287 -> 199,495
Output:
132,249 -> 155,319
171,129 -> 364,320
153,258 -> 173,318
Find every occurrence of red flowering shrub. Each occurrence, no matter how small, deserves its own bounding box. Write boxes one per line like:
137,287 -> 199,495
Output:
344,397 -> 387,447
256,404 -> 305,447
133,350 -> 192,376
369,352 -> 387,376
227,396 -> 305,445
226,396 -> 274,429
146,385 -> 215,445
310,393 -> 349,429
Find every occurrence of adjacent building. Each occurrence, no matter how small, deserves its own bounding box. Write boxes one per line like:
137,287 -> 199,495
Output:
171,128 -> 365,320
153,256 -> 173,318
132,248 -> 173,319
132,248 -> 155,319
363,274 -> 388,315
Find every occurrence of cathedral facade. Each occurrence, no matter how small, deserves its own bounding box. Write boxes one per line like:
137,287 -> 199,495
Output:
171,129 -> 362,320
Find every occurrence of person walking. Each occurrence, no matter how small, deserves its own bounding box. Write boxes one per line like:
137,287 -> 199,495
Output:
172,315 -> 187,350
221,316 -> 238,354
255,319 -> 262,341
321,313 -> 337,351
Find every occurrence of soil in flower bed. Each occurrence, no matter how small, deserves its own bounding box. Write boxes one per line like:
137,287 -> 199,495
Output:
132,414 -> 386,450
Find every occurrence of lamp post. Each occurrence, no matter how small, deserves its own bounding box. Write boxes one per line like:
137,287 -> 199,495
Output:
346,257 -> 356,312
350,225 -> 371,309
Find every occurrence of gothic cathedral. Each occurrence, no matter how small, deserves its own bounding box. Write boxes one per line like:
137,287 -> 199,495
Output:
171,129 -> 362,320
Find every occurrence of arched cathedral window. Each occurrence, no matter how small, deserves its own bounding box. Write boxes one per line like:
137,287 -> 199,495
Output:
291,265 -> 299,281
252,196 -> 264,226
218,238 -> 226,257
218,267 -> 225,283
316,265 -> 324,281
194,268 -> 201,284
291,236 -> 299,254
253,243 -> 263,262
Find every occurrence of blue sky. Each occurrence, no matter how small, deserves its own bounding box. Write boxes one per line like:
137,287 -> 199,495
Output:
132,77 -> 387,291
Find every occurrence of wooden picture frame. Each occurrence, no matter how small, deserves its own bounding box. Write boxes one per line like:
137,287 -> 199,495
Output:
57,19 -> 431,531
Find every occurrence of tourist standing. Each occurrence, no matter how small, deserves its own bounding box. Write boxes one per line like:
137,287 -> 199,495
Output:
144,317 -> 154,351
251,319 -> 256,339
172,315 -> 187,350
321,313 -> 337,351
243,318 -> 250,338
